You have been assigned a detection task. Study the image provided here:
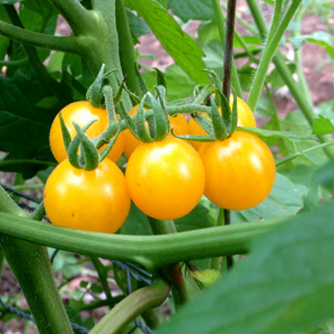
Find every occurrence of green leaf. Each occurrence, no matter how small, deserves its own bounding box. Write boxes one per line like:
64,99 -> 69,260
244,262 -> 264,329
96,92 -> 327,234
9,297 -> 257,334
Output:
233,173 -> 307,222
312,115 -> 334,135
165,64 -> 196,101
126,9 -> 150,40
314,160 -> 334,191
0,71 -> 61,177
157,202 -> 334,334
168,0 -> 215,21
119,203 -> 152,235
0,0 -> 23,4
126,0 -> 208,84
238,126 -> 317,142
289,31 -> 334,59
175,203 -> 214,232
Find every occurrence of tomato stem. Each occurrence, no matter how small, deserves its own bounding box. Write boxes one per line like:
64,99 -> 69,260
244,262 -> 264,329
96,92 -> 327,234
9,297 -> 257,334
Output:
89,279 -> 169,334
0,185 -> 73,334
0,211 -> 287,271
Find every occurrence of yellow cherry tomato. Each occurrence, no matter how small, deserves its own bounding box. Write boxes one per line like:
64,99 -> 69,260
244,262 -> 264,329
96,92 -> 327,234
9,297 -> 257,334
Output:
123,105 -> 189,159
125,137 -> 205,220
44,159 -> 130,233
49,101 -> 125,163
198,131 -> 276,210
189,95 -> 256,150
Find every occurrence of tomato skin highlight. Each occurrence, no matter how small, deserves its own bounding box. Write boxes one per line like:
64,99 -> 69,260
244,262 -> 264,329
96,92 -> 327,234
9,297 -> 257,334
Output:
123,105 -> 190,159
44,159 -> 131,233
198,131 -> 276,210
189,96 -> 256,150
49,101 -> 125,163
125,137 -> 205,220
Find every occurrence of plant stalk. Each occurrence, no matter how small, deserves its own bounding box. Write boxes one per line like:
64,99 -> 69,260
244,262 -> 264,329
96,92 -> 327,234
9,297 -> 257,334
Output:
89,279 -> 169,334
0,211 -> 286,271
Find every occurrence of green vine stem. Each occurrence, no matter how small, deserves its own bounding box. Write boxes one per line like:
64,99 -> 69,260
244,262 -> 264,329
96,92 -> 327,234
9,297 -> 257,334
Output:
115,0 -> 141,97
276,141 -> 334,167
0,186 -> 73,334
48,0 -> 96,35
0,19 -> 83,54
246,0 -> 334,158
148,218 -> 191,305
247,0 -> 302,111
89,279 -> 169,334
0,211 -> 286,271
211,0 -> 243,99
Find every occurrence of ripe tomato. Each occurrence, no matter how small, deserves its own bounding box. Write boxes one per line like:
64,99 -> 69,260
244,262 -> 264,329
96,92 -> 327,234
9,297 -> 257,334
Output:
189,95 -> 256,150
123,105 -> 189,159
125,137 -> 205,220
198,131 -> 276,210
44,159 -> 130,233
49,101 -> 125,163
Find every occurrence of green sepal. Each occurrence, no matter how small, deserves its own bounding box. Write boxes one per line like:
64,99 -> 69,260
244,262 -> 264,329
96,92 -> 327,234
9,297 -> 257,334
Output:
135,62 -> 148,96
112,79 -> 125,107
59,113 -> 72,153
86,64 -> 106,108
118,103 -> 141,141
67,120 -> 98,170
168,97 -> 194,106
72,122 -> 99,170
123,85 -> 152,109
215,89 -> 232,134
211,97 -> 228,140
152,86 -> 169,141
136,93 -> 154,142
230,89 -> 238,135
192,114 -> 215,136
193,84 -> 213,105
99,130 -> 121,163
154,67 -> 167,91
205,69 -> 222,90
171,130 -> 215,143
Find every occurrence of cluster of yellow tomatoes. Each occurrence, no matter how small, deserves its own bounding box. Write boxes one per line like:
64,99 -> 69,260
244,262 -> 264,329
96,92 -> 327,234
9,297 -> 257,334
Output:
43,97 -> 276,234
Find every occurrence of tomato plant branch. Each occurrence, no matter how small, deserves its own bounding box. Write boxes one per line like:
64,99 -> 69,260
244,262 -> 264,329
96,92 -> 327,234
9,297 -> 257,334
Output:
148,218 -> 190,305
0,20 -> 84,54
115,0 -> 141,97
0,212 -> 286,271
247,0 -> 302,111
48,0 -> 96,35
0,186 -> 73,334
276,141 -> 334,167
89,279 -> 169,334
246,0 -> 334,158
211,0 -> 243,99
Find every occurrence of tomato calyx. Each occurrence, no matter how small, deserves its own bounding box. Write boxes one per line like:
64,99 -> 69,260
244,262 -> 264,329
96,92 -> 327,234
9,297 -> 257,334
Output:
118,86 -> 170,143
60,84 -> 122,171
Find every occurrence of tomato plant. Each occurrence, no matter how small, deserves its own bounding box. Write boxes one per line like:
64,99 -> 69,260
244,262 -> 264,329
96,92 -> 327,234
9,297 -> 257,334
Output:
49,101 -> 125,163
44,158 -> 130,233
0,1 -> 333,334
123,104 -> 189,158
125,136 -> 205,220
199,131 -> 276,210
189,96 -> 256,150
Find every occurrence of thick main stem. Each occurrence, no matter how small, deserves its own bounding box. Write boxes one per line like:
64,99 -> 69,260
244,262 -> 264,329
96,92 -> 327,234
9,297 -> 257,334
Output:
0,211 -> 286,270
0,186 -> 73,334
